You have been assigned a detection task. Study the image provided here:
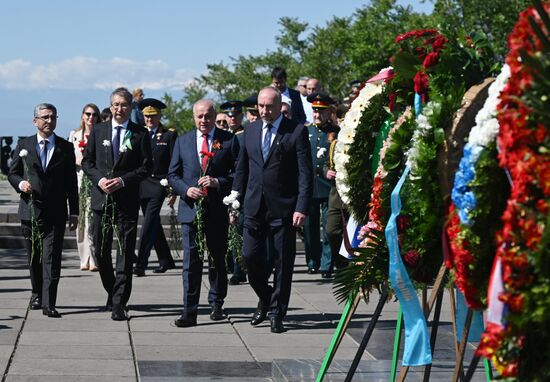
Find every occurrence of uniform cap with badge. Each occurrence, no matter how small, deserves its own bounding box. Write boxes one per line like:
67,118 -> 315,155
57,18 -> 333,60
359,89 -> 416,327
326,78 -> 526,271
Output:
138,98 -> 167,116
220,100 -> 243,117
306,93 -> 335,111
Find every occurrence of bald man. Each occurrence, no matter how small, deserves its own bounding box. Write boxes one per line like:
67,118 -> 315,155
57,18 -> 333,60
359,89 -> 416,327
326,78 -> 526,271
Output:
168,99 -> 240,327
232,86 -> 313,333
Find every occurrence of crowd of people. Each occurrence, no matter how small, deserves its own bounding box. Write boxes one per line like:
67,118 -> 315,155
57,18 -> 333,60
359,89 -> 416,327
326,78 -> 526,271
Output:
7,66 -> 361,333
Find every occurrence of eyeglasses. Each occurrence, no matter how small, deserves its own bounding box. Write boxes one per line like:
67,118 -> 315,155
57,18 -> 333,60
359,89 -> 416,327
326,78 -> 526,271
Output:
216,120 -> 228,125
111,103 -> 130,110
84,112 -> 98,117
36,115 -> 57,122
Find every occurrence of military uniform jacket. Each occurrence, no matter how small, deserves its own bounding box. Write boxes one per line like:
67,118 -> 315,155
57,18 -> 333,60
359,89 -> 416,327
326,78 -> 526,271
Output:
139,126 -> 177,199
308,123 -> 338,200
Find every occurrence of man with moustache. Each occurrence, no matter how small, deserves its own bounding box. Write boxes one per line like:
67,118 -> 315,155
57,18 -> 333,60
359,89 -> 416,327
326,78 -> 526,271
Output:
82,87 -> 152,321
233,86 -> 313,333
133,98 -> 177,277
168,99 -> 240,327
8,103 -> 79,318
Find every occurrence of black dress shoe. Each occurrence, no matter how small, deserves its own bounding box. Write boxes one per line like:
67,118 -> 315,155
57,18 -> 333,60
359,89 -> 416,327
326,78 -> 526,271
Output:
250,304 -> 269,326
42,307 -> 61,318
152,264 -> 174,273
30,296 -> 42,310
174,313 -> 197,327
321,271 -> 333,279
270,317 -> 285,333
133,267 -> 145,277
307,268 -> 318,274
210,305 -> 226,321
229,275 -> 246,285
111,308 -> 128,321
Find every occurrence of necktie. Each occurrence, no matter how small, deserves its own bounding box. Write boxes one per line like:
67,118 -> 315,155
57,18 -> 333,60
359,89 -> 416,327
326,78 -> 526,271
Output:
262,124 -> 273,161
40,139 -> 49,171
201,133 -> 209,172
150,129 -> 156,140
113,125 -> 122,162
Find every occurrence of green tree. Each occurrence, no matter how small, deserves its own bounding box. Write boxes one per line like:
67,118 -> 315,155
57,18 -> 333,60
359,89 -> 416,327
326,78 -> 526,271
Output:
162,81 -> 206,134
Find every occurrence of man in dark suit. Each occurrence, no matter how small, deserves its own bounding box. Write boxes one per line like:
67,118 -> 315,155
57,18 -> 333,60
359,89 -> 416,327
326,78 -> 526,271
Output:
271,67 -> 307,124
82,88 -> 152,321
168,99 -> 240,327
8,103 -> 79,318
133,98 -> 177,277
233,86 -> 313,333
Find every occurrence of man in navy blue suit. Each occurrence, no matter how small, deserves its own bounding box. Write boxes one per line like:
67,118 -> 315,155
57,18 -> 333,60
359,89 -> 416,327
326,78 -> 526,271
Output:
271,67 -> 307,124
233,86 -> 313,333
168,99 -> 240,327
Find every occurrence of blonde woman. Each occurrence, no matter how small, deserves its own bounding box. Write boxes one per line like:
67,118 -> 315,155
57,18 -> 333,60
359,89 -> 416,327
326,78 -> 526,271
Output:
69,103 -> 100,271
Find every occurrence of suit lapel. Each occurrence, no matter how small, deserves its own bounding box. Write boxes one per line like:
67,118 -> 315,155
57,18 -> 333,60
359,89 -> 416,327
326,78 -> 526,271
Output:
26,135 -> 43,175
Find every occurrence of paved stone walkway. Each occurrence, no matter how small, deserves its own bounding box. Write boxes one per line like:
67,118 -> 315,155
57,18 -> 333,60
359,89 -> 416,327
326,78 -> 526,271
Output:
0,180 -> 490,381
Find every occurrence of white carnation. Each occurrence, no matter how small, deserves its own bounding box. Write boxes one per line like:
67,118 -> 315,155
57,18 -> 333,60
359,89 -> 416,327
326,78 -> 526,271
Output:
160,178 -> 169,187
317,147 -> 327,159
19,149 -> 28,158
119,145 -> 128,153
231,200 -> 240,210
102,140 -> 111,147
223,190 -> 240,206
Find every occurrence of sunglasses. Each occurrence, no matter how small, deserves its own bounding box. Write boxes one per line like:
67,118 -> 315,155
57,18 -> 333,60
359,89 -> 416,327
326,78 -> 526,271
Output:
84,112 -> 98,117
216,120 -> 227,124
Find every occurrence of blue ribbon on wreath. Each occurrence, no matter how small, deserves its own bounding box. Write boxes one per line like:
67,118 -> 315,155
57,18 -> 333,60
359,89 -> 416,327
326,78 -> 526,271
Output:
386,164 -> 432,366
385,93 -> 431,366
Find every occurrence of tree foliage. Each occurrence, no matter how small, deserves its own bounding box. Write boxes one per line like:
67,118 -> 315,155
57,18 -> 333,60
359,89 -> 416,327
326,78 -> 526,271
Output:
165,0 -> 528,130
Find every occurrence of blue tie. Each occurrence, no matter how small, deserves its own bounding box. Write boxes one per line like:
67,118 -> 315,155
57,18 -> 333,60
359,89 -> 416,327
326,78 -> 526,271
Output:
262,124 -> 273,161
113,126 -> 122,162
40,139 -> 49,171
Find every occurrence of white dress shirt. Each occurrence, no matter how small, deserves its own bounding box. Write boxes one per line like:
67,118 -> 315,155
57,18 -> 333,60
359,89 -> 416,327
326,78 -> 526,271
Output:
36,133 -> 56,169
111,118 -> 129,145
261,114 -> 283,148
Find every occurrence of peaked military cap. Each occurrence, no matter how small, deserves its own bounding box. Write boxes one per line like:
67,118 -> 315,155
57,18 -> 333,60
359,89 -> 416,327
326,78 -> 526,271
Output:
307,93 -> 335,109
220,100 -> 243,116
138,98 -> 167,116
349,79 -> 362,88
242,94 -> 258,111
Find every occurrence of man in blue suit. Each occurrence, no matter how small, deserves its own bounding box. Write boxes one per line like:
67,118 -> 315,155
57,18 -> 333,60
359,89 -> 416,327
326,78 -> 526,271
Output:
233,86 -> 313,333
168,99 -> 240,327
271,67 -> 307,124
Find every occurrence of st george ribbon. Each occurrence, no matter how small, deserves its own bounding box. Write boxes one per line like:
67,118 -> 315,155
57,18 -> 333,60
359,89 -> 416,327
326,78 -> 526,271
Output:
385,165 -> 432,366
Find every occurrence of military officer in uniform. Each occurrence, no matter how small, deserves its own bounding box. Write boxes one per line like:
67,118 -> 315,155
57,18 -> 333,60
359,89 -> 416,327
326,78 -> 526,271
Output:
303,93 -> 339,278
133,98 -> 177,277
243,94 -> 260,125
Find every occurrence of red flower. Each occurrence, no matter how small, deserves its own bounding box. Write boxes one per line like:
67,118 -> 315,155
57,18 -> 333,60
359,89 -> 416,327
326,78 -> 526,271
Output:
388,92 -> 397,112
403,249 -> 420,268
200,150 -> 214,158
413,71 -> 429,95
422,52 -> 439,69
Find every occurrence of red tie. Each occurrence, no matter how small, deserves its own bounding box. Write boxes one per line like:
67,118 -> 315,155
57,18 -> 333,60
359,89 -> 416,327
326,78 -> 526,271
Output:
201,134 -> 209,172
201,134 -> 209,196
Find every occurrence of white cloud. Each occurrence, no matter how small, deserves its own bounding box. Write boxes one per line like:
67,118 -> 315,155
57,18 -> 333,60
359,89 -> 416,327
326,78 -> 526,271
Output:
0,57 -> 195,90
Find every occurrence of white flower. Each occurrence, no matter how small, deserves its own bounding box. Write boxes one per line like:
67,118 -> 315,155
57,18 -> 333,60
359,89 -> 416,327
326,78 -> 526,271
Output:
231,200 -> 240,210
223,190 -> 240,206
468,65 -> 510,149
119,145 -> 128,153
160,178 -> 169,187
19,149 -> 28,158
317,147 -> 327,158
102,140 -> 111,147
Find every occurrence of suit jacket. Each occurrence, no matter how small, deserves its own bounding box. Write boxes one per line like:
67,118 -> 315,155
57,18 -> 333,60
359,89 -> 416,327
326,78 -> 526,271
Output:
139,126 -> 177,199
8,134 -> 78,223
168,127 -> 240,224
233,116 -> 313,219
81,120 -> 152,213
287,88 -> 307,124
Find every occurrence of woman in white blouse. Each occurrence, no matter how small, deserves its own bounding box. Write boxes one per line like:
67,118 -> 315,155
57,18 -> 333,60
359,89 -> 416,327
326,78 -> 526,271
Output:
69,103 -> 100,271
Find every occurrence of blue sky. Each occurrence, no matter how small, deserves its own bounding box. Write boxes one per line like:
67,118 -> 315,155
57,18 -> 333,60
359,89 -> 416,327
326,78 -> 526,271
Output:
1,0 -> 432,138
